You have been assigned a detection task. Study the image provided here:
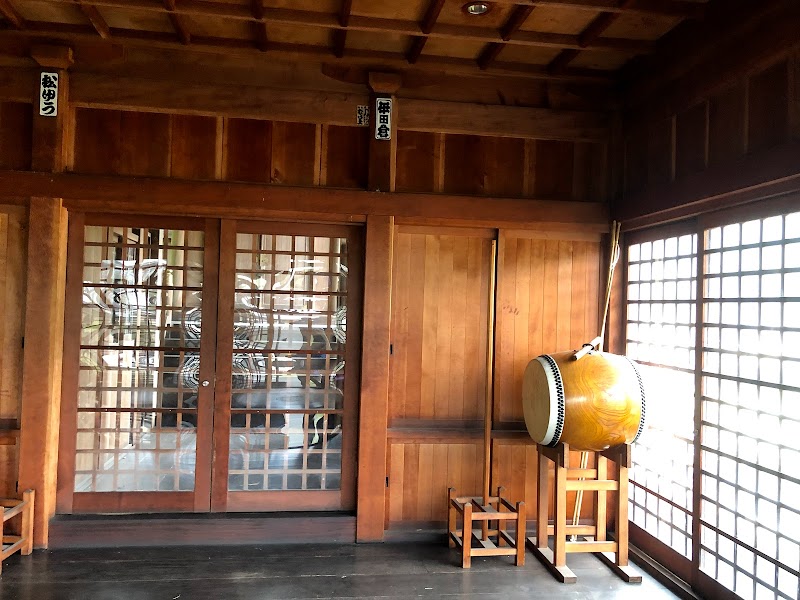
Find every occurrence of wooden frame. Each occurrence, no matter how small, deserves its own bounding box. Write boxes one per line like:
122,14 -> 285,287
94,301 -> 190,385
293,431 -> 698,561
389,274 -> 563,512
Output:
0,489 -> 34,574
57,214 -> 219,514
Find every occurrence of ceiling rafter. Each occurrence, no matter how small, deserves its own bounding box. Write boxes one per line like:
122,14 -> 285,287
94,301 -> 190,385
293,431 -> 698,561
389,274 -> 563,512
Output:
0,0 -> 24,29
74,1 -> 111,39
250,0 -> 268,52
4,23 -> 615,83
163,0 -> 191,45
547,0 -> 636,73
407,0 -> 446,64
492,0 -> 705,19
332,0 -> 352,59
477,5 -> 535,70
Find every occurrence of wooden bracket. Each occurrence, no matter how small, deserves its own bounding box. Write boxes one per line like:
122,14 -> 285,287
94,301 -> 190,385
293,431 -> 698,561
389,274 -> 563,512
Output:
368,72 -> 402,95
30,45 -> 74,70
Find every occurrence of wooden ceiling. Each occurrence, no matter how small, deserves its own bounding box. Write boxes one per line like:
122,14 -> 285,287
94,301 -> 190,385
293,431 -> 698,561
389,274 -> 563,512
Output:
0,0 -> 708,81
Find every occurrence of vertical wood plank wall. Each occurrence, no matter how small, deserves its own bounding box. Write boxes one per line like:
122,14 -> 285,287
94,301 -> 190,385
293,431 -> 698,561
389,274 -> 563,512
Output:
385,228 -> 603,528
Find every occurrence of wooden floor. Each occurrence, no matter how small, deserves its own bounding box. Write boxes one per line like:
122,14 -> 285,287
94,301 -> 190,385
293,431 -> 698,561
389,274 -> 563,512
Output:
0,542 -> 681,599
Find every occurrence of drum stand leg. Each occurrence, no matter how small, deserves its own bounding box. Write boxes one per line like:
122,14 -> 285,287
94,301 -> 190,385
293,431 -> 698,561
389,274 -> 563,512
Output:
525,443 -> 642,584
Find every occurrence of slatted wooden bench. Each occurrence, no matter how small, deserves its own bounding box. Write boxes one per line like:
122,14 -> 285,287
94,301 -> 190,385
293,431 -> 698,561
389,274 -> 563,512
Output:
1,489 -> 34,575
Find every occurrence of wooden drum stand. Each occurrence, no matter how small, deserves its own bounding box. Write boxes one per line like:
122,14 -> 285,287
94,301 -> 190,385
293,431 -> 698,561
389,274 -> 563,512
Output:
526,442 -> 641,584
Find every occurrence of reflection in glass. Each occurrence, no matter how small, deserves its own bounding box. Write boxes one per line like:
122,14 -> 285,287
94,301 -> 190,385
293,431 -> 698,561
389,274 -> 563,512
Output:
75,226 -> 204,492
228,233 -> 348,492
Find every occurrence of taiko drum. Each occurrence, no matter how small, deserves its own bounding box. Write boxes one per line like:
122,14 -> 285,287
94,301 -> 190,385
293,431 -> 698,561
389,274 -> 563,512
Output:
522,351 -> 646,452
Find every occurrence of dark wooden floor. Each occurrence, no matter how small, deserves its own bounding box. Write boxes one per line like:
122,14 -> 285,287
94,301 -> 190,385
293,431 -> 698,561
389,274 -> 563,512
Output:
0,542 -> 681,599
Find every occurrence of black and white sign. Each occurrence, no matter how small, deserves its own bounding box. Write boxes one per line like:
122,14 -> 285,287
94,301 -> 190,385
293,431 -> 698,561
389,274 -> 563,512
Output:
39,72 -> 59,117
356,105 -> 369,127
374,97 -> 392,141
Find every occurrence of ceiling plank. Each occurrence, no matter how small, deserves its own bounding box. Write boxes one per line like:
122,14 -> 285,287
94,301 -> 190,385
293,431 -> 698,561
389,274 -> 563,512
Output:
478,5 -> 535,70
0,0 -> 24,29
407,0 -> 446,64
5,23 -> 614,83
163,0 -> 191,45
333,0 -> 352,58
33,0 -> 655,54
74,1 -> 111,40
547,0 -> 635,74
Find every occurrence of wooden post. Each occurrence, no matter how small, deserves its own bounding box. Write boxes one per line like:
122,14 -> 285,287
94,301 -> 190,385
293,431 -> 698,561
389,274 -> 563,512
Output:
356,214 -> 394,541
554,443 -> 568,567
17,44 -> 72,548
21,488 -> 34,554
462,502 -> 472,568
536,448 -> 548,549
367,72 -> 401,193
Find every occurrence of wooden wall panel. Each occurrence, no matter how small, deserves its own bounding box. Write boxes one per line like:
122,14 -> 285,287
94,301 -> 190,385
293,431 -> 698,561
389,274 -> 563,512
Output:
675,103 -> 708,179
170,115 -> 217,180
533,140 -> 573,200
387,441 -> 482,524
73,109 -> 171,177
708,84 -> 746,168
494,235 -> 601,424
0,207 -> 27,497
646,118 -> 673,187
270,122 -> 316,186
748,60 -> 789,154
395,131 -> 436,194
0,102 -> 32,171
443,135 -> 525,198
225,118 -> 272,183
388,229 -> 492,423
572,142 -> 607,203
326,126 -> 368,189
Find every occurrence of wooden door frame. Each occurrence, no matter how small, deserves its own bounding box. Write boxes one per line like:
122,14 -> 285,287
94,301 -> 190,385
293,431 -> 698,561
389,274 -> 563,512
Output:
56,213 -> 220,514
210,219 -> 363,513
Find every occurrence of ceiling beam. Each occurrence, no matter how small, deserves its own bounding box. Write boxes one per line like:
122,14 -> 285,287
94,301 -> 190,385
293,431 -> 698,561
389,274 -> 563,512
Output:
0,0 -> 24,29
492,0 -> 706,19
333,0 -> 352,58
2,24 -> 614,83
547,0 -> 635,73
74,1 -> 111,40
163,0 -> 191,45
250,0 -> 268,52
478,5 -> 535,70
407,0 -> 446,64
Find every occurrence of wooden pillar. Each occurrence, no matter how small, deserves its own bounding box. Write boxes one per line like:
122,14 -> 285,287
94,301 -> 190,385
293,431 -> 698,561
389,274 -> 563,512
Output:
18,45 -> 72,548
367,72 -> 401,193
356,214 -> 393,541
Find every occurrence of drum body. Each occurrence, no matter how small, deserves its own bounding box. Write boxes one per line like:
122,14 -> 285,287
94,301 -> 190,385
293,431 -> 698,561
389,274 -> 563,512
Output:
522,351 -> 646,452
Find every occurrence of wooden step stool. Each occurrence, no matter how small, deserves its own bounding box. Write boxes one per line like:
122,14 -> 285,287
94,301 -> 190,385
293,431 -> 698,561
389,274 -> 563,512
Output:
447,487 -> 525,568
1,489 -> 34,575
526,443 -> 641,584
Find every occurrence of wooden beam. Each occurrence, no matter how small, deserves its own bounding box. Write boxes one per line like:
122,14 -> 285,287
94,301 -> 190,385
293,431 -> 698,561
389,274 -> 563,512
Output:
406,0 -> 446,64
477,5 -> 535,70
332,0 -> 351,58
163,0 -> 191,45
74,1 -> 111,40
0,26 -> 613,83
0,0 -> 23,29
65,71 -> 611,140
356,215 -> 393,542
250,0 -> 268,52
399,97 -> 610,141
0,170 -> 610,226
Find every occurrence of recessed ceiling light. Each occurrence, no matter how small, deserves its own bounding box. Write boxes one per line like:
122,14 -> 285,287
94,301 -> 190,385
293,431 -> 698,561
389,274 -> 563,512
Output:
463,2 -> 492,16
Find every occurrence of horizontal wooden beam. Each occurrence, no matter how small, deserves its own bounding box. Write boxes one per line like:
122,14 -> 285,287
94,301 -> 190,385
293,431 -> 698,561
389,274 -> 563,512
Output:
0,170 -> 610,227
2,26 -> 613,83
505,0 -> 705,18
399,98 -> 610,142
36,0 -> 652,54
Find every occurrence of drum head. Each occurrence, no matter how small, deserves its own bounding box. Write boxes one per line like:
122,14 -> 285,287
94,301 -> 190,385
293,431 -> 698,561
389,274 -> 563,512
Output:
522,357 -> 561,446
